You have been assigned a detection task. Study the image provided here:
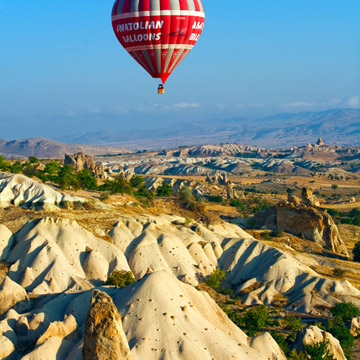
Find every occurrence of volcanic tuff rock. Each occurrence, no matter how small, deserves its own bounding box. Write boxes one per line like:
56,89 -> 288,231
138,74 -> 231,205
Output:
294,325 -> 346,360
0,213 -> 359,358
0,276 -> 29,315
109,215 -> 360,314
65,152 -> 106,179
350,316 -> 360,337
0,173 -> 85,209
6,217 -> 130,294
254,188 -> 349,257
83,290 -> 131,360
0,271 -> 284,360
206,171 -> 231,186
0,224 -> 14,260
301,187 -> 320,207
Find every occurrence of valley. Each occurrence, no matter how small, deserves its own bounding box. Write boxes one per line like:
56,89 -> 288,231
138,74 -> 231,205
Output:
0,140 -> 359,359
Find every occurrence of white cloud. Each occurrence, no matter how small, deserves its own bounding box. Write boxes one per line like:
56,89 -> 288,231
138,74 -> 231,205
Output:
171,102 -> 201,109
281,101 -> 317,108
346,95 -> 359,107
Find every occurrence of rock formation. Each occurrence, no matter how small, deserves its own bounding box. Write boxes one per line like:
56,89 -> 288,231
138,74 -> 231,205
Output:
293,325 -> 346,360
301,187 -> 320,207
0,173 -> 85,209
65,152 -> 106,179
350,316 -> 360,337
83,289 -> 131,360
317,137 -> 325,146
65,152 -> 95,171
206,171 -> 231,186
255,188 -> 349,257
0,276 -> 29,315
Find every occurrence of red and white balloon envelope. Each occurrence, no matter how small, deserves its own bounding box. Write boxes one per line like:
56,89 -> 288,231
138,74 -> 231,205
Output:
111,0 -> 205,87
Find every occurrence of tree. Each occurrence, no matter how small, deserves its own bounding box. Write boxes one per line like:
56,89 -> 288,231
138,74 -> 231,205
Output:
206,268 -> 225,289
22,164 -> 37,178
331,184 -> 338,192
303,340 -> 335,360
179,185 -> 193,202
105,270 -> 136,287
330,302 -> 360,321
242,305 -> 270,336
28,156 -> 39,164
76,169 -> 97,190
327,317 -> 354,360
156,182 -> 173,197
44,161 -> 60,175
101,176 -> 132,195
130,175 -> 145,188
58,165 -> 78,190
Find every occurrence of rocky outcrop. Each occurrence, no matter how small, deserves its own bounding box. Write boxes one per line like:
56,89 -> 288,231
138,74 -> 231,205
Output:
0,173 -> 85,209
0,224 -> 13,260
206,172 -> 231,186
250,332 -> 287,360
293,325 -> 346,360
350,316 -> 360,336
0,276 -> 29,315
83,289 -> 131,360
36,315 -> 77,345
65,152 -> 105,179
317,137 -> 325,146
255,188 -> 349,257
301,187 -> 320,207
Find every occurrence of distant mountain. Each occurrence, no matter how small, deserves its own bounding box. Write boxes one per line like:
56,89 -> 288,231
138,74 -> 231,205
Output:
57,108 -> 360,150
0,138 -> 133,158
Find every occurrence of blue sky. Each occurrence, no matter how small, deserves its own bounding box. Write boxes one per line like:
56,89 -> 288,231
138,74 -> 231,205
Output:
0,0 -> 359,140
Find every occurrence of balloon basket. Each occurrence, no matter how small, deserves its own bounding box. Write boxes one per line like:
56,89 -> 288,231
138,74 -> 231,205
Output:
158,85 -> 165,94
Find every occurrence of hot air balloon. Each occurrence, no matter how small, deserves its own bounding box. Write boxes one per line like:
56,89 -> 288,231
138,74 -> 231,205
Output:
111,0 -> 205,94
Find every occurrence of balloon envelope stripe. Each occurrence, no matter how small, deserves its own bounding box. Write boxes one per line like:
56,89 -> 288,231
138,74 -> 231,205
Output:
112,10 -> 205,20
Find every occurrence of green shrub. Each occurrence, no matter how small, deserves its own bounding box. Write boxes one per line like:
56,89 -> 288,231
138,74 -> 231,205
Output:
28,156 -> 39,164
44,161 -> 60,175
260,232 -> 271,240
327,323 -> 353,360
288,349 -> 308,360
105,270 -> 136,287
332,268 -> 346,278
242,305 -> 270,336
207,195 -> 223,203
9,161 -> 24,174
303,340 -> 335,360
100,176 -> 133,195
283,316 -> 303,333
353,241 -> 360,263
330,302 -> 360,321
156,182 -> 173,197
130,175 -> 145,188
272,331 -> 290,355
206,268 -> 226,289
76,169 -> 97,190
135,187 -> 154,200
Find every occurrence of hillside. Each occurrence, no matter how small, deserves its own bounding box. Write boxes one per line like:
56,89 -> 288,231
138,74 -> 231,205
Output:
58,109 -> 360,150
0,138 -> 132,158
